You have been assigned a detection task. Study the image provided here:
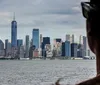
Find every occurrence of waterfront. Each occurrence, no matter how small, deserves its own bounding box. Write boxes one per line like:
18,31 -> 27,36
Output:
0,60 -> 96,85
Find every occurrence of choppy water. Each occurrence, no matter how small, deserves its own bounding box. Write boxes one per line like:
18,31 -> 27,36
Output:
0,60 -> 96,85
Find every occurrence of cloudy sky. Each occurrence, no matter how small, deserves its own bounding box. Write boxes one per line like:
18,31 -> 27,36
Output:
0,0 -> 88,43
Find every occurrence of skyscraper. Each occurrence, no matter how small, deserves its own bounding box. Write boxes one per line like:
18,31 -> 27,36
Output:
17,39 -> 23,47
0,40 -> 4,56
83,36 -> 87,56
25,35 -> 30,58
72,34 -> 74,43
77,44 -> 84,58
42,37 -> 50,49
55,38 -> 62,43
11,13 -> 17,47
32,29 -> 39,49
0,40 -> 4,50
79,35 -> 83,44
62,42 -> 65,56
5,39 -> 8,50
40,34 -> 43,47
88,49 -> 90,56
41,37 -> 50,56
5,39 -> 8,56
71,43 -> 78,57
65,41 -> 71,57
66,35 -> 70,41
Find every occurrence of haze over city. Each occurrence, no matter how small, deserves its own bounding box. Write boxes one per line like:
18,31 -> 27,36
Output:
0,0 -> 88,42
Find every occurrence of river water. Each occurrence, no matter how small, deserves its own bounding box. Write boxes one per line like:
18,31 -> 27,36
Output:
0,60 -> 96,85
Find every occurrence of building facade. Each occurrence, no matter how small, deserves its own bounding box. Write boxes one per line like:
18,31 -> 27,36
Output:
0,40 -> 4,56
83,36 -> 87,56
41,37 -> 50,57
65,41 -> 71,57
32,29 -> 39,49
66,35 -> 70,41
71,43 -> 78,57
25,35 -> 30,58
5,39 -> 11,56
72,34 -> 74,43
17,39 -> 23,47
62,42 -> 65,56
11,15 -> 17,47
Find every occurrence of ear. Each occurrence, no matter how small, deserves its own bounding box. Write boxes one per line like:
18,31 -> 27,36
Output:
86,20 -> 95,54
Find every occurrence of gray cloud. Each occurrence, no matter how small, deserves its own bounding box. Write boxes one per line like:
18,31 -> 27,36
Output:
0,0 -> 87,42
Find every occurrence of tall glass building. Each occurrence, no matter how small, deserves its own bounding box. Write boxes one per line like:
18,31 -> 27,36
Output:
71,43 -> 78,57
62,42 -> 65,56
0,40 -> 4,56
83,36 -> 87,56
5,39 -> 8,50
25,35 -> 30,58
42,37 -> 50,50
11,15 -> 17,47
0,40 -> 4,50
32,29 -> 39,49
41,37 -> 50,56
17,39 -> 23,47
55,38 -> 62,43
65,41 -> 71,57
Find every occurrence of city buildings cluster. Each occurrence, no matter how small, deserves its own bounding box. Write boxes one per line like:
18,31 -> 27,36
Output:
0,15 -> 91,59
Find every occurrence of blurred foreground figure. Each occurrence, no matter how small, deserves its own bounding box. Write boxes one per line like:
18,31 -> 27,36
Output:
77,0 -> 100,85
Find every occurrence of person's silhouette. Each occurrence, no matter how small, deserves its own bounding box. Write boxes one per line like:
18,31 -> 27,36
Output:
77,0 -> 100,85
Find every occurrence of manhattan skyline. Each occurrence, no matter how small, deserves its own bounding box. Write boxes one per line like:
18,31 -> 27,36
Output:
0,0 -> 87,42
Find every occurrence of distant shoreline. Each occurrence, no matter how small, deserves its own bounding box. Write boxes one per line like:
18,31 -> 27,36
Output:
0,57 -> 95,60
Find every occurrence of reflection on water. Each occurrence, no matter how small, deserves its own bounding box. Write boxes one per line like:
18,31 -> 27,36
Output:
0,60 -> 96,85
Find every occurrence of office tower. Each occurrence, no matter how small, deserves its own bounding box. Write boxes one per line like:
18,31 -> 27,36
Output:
72,34 -> 74,43
7,42 -> 11,56
30,39 -> 33,47
62,42 -> 65,56
40,34 -> 43,47
19,46 -> 25,58
11,13 -> 17,47
41,37 -> 50,57
17,39 -> 23,47
42,37 -> 50,49
43,37 -> 50,44
55,38 -> 62,43
32,29 -> 39,49
0,40 -> 4,56
25,35 -> 30,58
0,40 -> 4,50
54,38 -> 62,57
79,35 -> 83,44
5,39 -> 8,56
65,41 -> 71,57
5,39 -> 8,50
29,45 -> 36,59
88,49 -> 90,56
54,38 -> 62,48
77,44 -> 84,58
66,35 -> 70,41
71,43 -> 78,57
83,36 -> 87,56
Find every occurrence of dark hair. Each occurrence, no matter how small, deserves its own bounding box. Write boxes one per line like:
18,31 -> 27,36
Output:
90,0 -> 100,7
87,0 -> 100,39
88,17 -> 100,39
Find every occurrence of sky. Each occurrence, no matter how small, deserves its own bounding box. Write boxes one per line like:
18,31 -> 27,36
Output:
0,0 -> 88,43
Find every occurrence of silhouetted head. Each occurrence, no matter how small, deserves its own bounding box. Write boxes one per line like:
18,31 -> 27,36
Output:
81,0 -> 100,55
